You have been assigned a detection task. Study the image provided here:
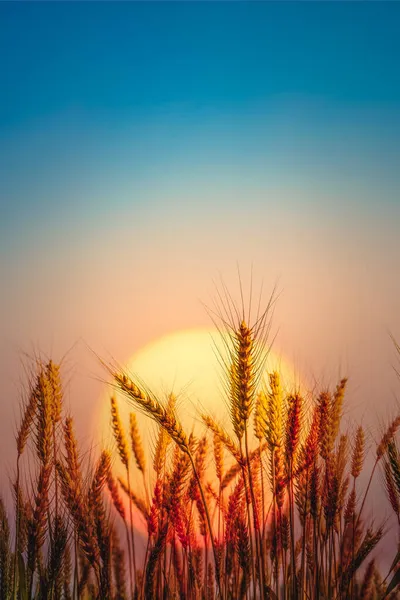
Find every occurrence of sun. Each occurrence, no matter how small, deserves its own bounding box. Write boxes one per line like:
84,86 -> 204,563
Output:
99,327 -> 302,454
97,327 -> 303,541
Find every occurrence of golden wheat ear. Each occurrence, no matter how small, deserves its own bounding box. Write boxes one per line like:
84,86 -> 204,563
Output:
129,412 -> 146,473
113,371 -> 190,452
201,414 -> 242,465
16,385 -> 38,458
351,426 -> 365,479
387,440 -> 400,497
110,395 -> 130,469
377,416 -> 400,459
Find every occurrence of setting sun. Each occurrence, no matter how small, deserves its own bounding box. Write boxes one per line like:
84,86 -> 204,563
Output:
99,327 -> 301,453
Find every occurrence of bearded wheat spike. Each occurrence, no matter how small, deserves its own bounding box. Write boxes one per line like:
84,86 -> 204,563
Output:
273,445 -> 286,510
294,451 -> 310,525
153,426 -> 169,475
351,426 -> 365,479
230,361 -> 244,440
265,371 -> 283,450
153,394 -> 175,473
14,482 -> 30,550
148,479 -> 162,537
377,415 -> 400,459
110,395 -> 130,468
317,391 -> 332,460
195,436 -> 208,473
236,514 -> 251,597
338,474 -> 350,521
129,412 -> 146,473
213,433 -> 224,483
62,542 -> 72,600
344,488 -> 356,525
145,525 -> 168,599
221,460 -> 243,490
166,450 -> 191,548
201,414 -> 243,465
27,462 -> 52,576
16,385 -> 38,457
56,462 -> 100,568
336,434 -> 349,481
383,460 -> 400,517
107,474 -> 126,521
285,392 -> 302,461
329,377 -> 347,446
207,563 -> 215,600
89,450 -> 112,509
35,369 -> 53,465
304,404 -> 320,468
225,478 -> 245,542
387,440 -> 400,495
46,360 -> 63,424
234,320 -> 255,425
114,373 -> 189,452
310,464 -> 320,520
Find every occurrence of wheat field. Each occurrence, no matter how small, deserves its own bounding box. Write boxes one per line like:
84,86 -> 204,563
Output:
1,302 -> 400,599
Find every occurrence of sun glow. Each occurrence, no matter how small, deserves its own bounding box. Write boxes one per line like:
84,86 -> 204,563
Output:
99,328 -> 302,535
100,328 -> 301,448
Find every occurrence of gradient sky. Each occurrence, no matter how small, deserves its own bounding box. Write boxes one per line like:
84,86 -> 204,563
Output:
1,3 -> 400,551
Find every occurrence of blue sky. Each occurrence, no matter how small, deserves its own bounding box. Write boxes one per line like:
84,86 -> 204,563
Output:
1,2 -> 399,193
1,1 -> 400,130
0,1 -> 399,251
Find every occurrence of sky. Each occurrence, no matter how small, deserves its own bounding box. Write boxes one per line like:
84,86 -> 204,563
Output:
1,2 -> 400,550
